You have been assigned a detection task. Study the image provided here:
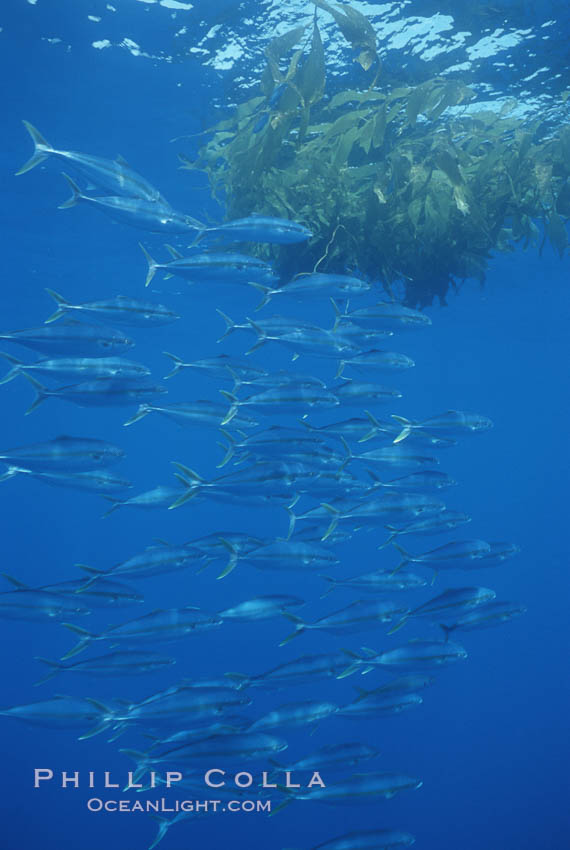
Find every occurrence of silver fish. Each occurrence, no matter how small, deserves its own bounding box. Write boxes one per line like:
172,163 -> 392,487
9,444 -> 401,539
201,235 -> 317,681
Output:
0,320 -> 134,357
219,595 -> 305,622
0,435 -> 124,472
140,244 -> 277,287
0,576 -> 90,622
0,466 -> 132,493
17,121 -> 168,202
0,352 -> 151,385
34,651 -> 175,685
248,700 -> 338,731
124,400 -> 258,430
337,349 -> 415,379
44,289 -> 180,327
392,410 -> 494,444
196,215 -> 312,246
331,297 -> 431,331
22,374 -> 166,414
61,606 -> 222,658
251,272 -> 371,309
440,601 -> 527,637
59,174 -> 202,233
280,600 -> 408,645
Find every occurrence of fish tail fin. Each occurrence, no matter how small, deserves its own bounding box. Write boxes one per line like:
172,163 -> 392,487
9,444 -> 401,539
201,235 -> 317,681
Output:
244,317 -> 267,355
359,409 -> 382,442
172,463 -> 204,483
216,429 -> 235,468
168,486 -> 196,511
335,359 -> 346,379
318,576 -> 336,598
215,539 -> 239,580
246,317 -> 264,335
60,623 -> 95,660
0,351 -> 22,385
366,469 -> 381,487
321,503 -> 340,541
245,339 -> 265,355
168,464 -> 202,509
336,663 -> 361,680
278,612 -> 306,646
0,466 -> 21,483
391,414 -> 412,444
16,121 -> 53,175
168,489 -> 197,510
440,623 -> 454,641
330,297 -> 342,330
248,282 -> 272,310
147,815 -> 172,850
139,243 -> 158,288
119,749 -> 149,783
216,309 -> 237,341
285,506 -> 298,539
21,373 -> 47,414
77,725 -> 108,742
123,404 -> 151,427
164,243 -> 183,260
389,544 -> 408,575
44,288 -> 70,323
101,499 -> 120,519
219,390 -> 238,425
378,528 -> 397,549
33,657 -> 63,686
162,351 -> 185,379
392,542 -> 409,559
58,172 -> 82,209
268,796 -> 293,817
216,555 -> 238,580
386,617 -> 408,636
339,435 -> 353,468
76,564 -> 103,586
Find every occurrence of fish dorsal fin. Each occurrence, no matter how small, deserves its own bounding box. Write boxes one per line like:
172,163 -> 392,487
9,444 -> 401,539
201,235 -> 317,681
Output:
115,154 -> 130,167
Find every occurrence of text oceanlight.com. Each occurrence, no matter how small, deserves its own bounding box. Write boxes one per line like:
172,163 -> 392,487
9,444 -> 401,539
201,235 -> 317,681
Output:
86,798 -> 271,813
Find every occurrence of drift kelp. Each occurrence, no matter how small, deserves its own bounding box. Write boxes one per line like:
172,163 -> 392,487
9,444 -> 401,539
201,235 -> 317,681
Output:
190,8 -> 570,306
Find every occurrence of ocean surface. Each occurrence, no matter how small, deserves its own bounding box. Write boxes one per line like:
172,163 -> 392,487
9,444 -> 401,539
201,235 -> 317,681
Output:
1,2 -> 569,850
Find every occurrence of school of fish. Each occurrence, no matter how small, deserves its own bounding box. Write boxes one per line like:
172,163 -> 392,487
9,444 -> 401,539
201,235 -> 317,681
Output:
0,122 -> 527,850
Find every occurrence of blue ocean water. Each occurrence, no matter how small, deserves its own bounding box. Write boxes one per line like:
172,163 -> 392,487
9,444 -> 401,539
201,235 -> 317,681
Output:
1,2 -> 569,850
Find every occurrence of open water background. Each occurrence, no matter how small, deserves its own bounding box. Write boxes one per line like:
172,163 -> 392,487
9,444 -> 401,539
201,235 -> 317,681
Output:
1,2 -> 569,849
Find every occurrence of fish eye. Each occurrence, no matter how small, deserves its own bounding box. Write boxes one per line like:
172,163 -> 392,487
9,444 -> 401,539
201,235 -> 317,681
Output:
91,453 -> 102,461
